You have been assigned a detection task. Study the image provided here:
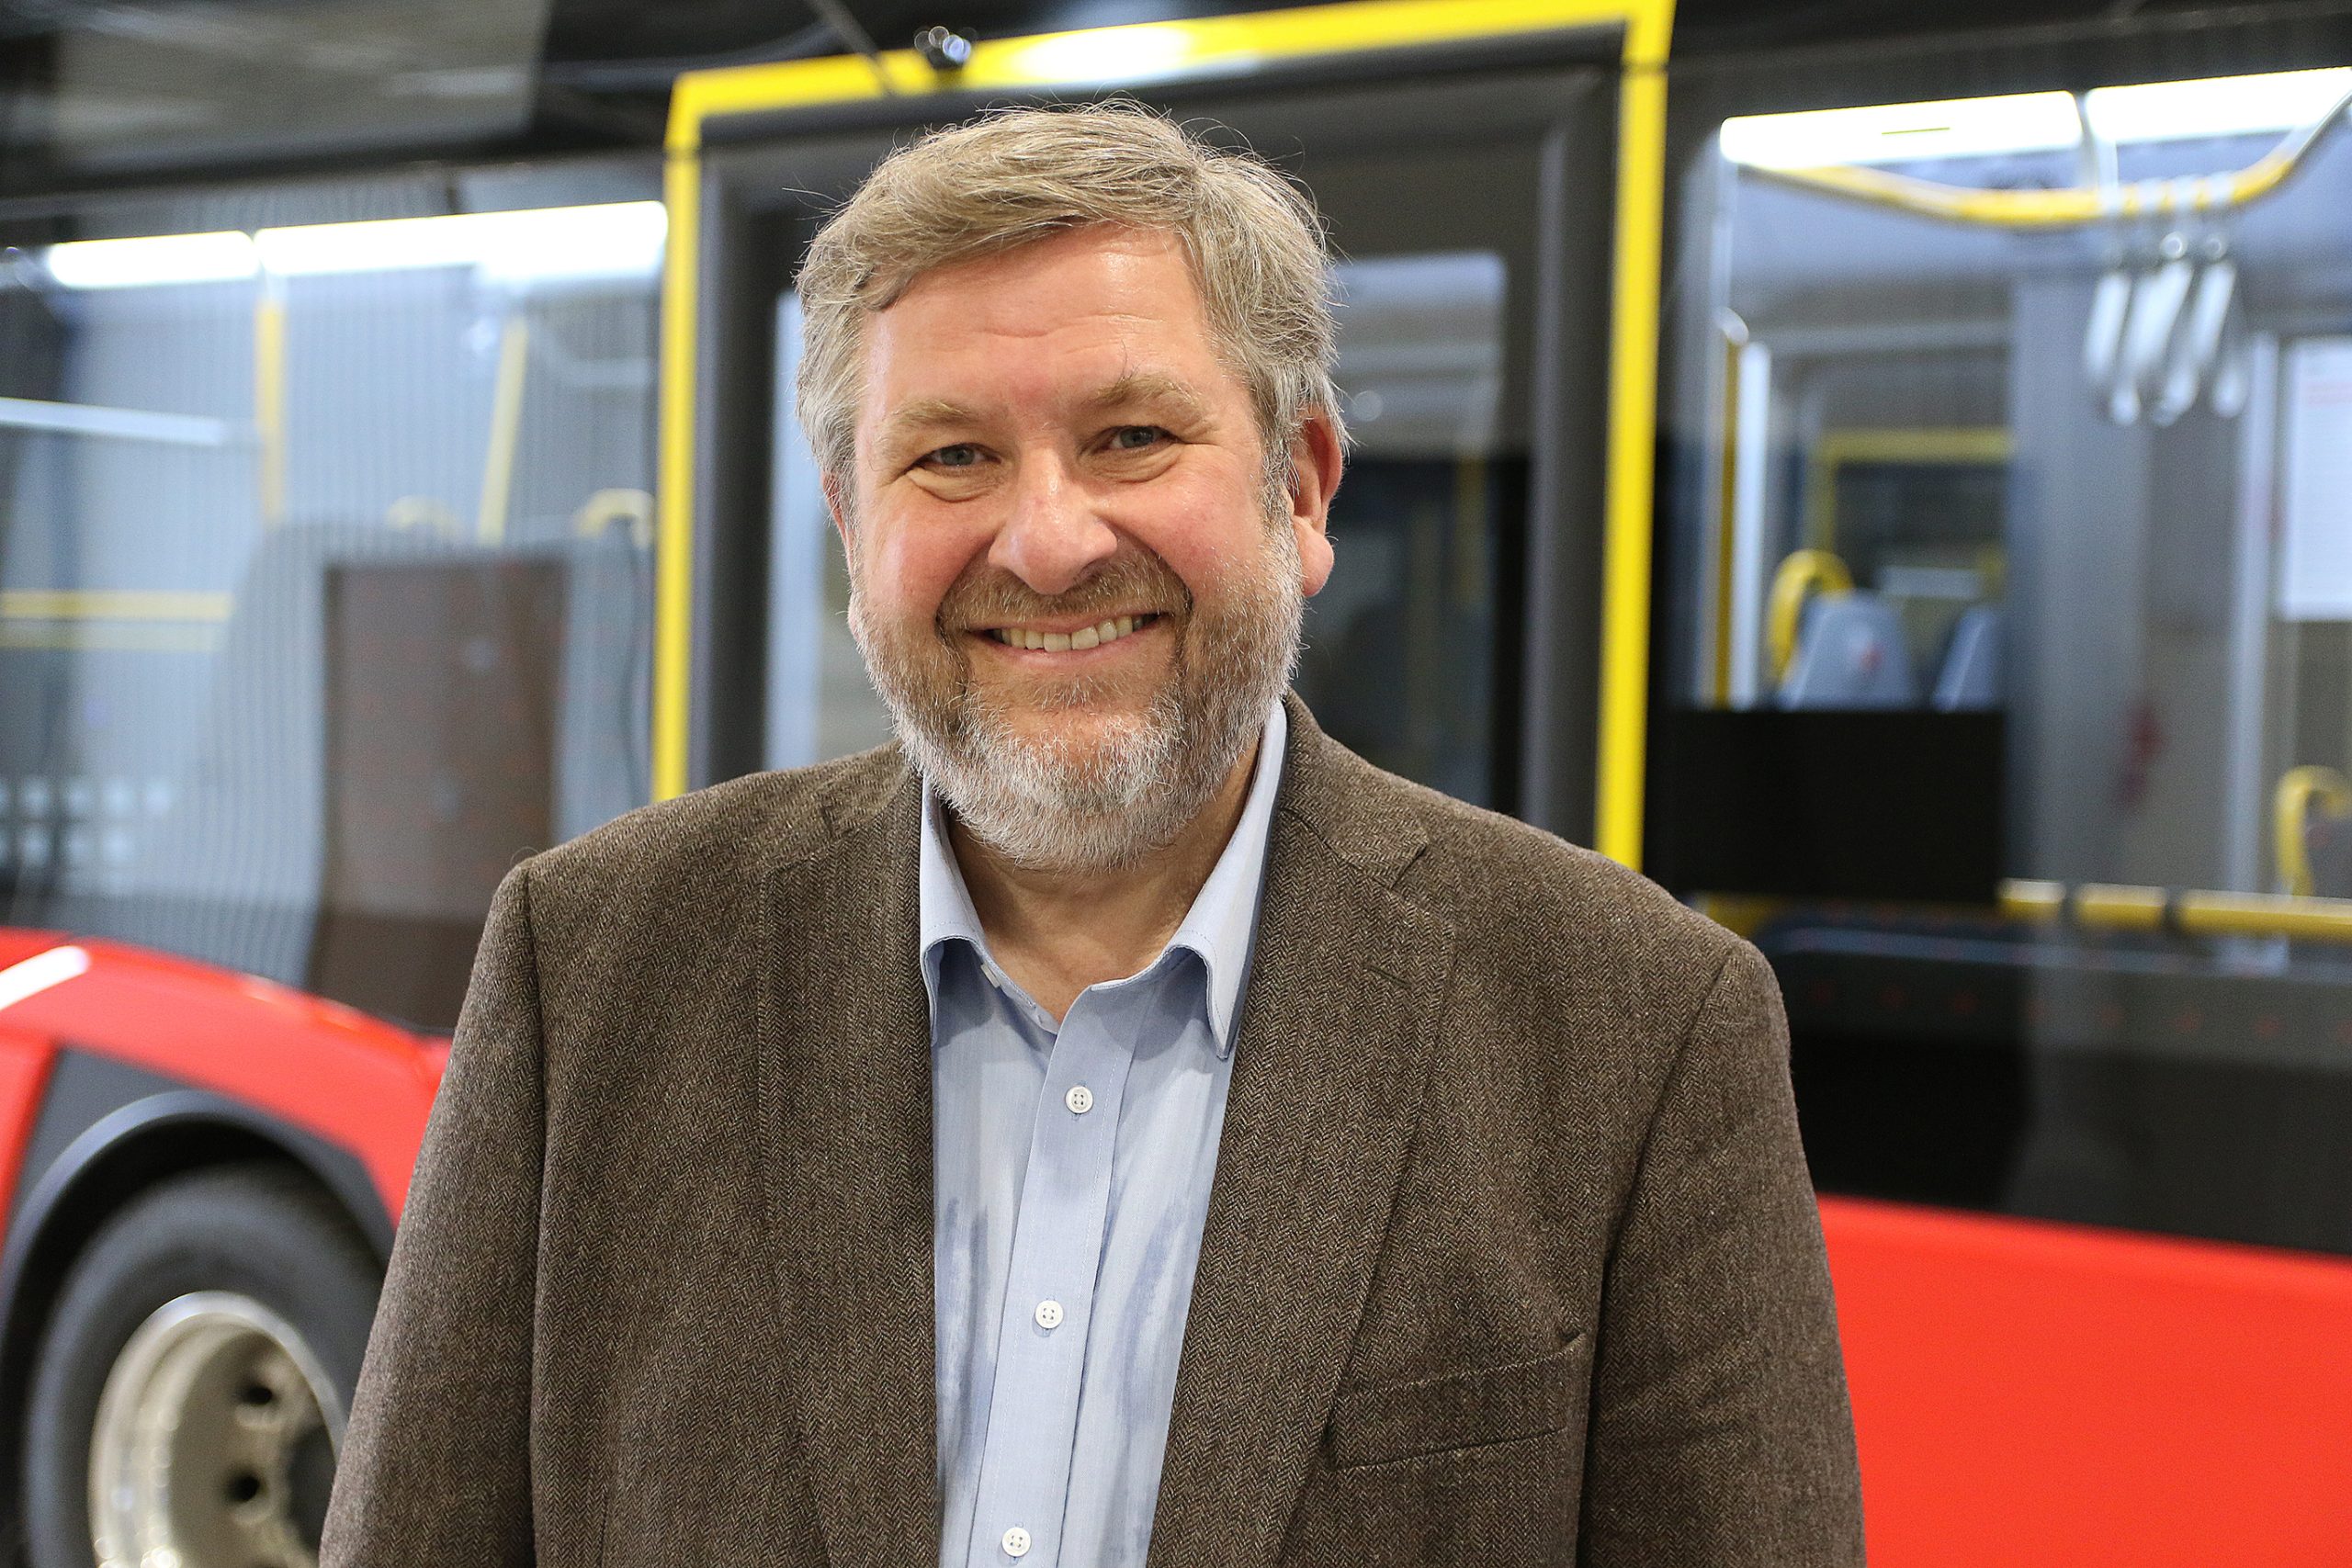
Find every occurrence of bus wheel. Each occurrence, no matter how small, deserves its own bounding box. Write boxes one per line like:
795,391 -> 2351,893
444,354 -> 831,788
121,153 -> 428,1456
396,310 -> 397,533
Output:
22,1163 -> 380,1568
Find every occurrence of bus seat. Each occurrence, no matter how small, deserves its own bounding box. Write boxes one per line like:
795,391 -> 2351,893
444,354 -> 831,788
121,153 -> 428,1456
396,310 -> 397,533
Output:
2302,813 -> 2352,900
2276,765 -> 2352,900
1932,604 -> 2004,711
1778,593 -> 1918,708
99,522 -> 647,1028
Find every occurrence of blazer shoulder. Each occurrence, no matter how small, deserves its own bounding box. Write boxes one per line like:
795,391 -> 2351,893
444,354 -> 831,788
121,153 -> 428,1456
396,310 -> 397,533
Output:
1367,764 -> 1747,998
517,742 -> 908,916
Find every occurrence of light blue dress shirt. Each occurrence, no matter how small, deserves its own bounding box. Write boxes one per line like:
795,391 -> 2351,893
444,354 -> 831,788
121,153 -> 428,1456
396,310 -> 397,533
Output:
922,701 -> 1287,1568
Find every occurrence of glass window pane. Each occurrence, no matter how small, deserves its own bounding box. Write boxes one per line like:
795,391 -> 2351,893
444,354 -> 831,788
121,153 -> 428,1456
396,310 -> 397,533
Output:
1301,251 -> 1512,806
765,290 -> 895,772
0,188 -> 660,1031
1662,65 -> 2352,1256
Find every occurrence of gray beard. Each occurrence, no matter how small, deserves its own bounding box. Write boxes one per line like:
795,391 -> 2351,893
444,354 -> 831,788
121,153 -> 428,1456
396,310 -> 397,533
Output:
850,524 -> 1303,874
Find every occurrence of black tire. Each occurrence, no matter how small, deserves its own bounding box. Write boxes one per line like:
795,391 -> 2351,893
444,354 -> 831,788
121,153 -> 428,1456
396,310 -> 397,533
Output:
21,1162 -> 380,1568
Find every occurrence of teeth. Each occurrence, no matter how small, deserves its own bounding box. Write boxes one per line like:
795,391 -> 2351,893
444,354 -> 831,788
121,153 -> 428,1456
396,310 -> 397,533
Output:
989,613 -> 1154,651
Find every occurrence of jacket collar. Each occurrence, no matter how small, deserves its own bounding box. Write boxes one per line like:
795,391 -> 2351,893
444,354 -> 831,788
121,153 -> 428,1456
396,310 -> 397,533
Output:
913,698 -> 1289,1055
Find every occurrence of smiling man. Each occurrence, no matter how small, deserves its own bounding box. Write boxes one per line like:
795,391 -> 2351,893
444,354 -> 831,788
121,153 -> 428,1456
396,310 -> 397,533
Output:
322,107 -> 1864,1568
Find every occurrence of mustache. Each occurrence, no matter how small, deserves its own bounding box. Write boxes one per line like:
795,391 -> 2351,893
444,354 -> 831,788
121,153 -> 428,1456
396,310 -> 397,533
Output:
936,546 -> 1193,633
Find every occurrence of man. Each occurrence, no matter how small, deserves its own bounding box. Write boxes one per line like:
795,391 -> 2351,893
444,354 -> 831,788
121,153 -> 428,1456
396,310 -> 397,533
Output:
322,106 -> 1863,1567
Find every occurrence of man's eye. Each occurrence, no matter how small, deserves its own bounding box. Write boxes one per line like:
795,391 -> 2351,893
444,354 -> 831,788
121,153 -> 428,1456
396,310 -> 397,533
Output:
1108,425 -> 1166,451
923,444 -> 982,469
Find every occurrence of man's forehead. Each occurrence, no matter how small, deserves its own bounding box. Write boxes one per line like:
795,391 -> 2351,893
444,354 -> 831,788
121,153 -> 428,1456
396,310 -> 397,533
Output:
865,227 -> 1209,364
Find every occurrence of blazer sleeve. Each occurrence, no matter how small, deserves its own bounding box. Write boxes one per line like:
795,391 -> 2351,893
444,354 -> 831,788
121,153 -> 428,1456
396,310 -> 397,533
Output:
1577,940 -> 1867,1566
321,863 -> 546,1567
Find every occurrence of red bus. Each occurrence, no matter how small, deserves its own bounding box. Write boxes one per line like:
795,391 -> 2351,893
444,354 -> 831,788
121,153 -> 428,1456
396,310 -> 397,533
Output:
3,1 -> 2350,1562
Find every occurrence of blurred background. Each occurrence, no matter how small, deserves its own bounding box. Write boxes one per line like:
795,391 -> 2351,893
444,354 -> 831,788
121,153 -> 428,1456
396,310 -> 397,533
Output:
1,0 -> 2350,1563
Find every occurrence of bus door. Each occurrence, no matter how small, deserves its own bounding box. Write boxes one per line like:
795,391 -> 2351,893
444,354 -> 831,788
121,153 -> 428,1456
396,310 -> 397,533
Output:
662,9 -> 1636,835
1654,31 -> 2352,1566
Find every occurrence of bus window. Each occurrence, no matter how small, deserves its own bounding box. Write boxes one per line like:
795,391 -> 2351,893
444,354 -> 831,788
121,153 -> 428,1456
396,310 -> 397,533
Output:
0,176 -> 662,1031
1657,66 -> 2352,1255
766,290 -> 896,772
1304,250 -> 1514,807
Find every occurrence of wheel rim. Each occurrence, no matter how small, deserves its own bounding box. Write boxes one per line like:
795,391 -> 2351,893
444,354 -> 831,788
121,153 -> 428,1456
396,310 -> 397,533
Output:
88,1291 -> 345,1568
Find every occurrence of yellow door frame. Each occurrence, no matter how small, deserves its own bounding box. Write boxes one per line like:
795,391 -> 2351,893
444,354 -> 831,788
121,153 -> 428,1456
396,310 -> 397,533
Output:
656,0 -> 1675,868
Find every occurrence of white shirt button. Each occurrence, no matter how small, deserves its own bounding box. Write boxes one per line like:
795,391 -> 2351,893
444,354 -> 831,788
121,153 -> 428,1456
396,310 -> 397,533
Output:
1001,1525 -> 1032,1558
1065,1084 -> 1094,1114
1034,1298 -> 1064,1330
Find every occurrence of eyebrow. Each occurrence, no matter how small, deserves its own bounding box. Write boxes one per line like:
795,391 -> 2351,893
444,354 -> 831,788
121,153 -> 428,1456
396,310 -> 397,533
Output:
875,371 -> 1216,452
1085,371 -> 1212,424
875,398 -> 982,453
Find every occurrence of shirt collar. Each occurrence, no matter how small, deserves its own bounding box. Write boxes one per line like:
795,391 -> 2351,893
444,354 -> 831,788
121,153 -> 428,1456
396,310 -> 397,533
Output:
917,698 -> 1286,1058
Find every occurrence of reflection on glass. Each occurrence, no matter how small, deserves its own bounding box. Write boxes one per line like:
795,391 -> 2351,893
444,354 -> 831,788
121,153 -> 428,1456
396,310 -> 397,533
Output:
765,292 -> 897,773
1300,252 -> 1510,806
0,198 -> 658,1031
1667,67 -> 2352,1257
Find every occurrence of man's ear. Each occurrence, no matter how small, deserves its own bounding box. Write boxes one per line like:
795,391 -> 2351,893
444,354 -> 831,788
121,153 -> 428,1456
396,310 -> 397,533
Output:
1286,407 -> 1344,598
822,471 -> 854,554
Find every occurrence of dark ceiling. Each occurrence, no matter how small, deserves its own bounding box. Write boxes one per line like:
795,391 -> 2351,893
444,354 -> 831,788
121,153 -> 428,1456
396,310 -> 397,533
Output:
0,0 -> 2338,197
538,0 -> 2314,73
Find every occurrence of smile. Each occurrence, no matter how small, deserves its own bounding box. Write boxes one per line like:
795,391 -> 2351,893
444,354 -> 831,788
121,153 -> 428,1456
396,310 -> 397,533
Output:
984,613 -> 1162,652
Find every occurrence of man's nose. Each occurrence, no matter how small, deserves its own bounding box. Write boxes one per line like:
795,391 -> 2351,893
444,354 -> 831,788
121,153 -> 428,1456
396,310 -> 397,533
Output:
987,456 -> 1118,597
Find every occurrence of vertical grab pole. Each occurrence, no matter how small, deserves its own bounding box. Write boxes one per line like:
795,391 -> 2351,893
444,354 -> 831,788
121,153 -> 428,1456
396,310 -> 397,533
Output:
254,278 -> 288,526
1594,3 -> 1675,867
476,317 -> 529,547
654,118 -> 704,803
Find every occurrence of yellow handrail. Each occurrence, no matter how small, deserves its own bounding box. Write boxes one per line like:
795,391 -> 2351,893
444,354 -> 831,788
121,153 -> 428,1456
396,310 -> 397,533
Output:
1767,548 -> 1851,683
2274,765 -> 2352,897
1743,80 -> 2352,231
2001,877 -> 2352,944
573,488 -> 656,551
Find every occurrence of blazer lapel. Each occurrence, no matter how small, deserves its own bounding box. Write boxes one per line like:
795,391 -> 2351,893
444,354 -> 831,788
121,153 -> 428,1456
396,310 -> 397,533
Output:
758,761 -> 941,1568
1147,701 -> 1455,1568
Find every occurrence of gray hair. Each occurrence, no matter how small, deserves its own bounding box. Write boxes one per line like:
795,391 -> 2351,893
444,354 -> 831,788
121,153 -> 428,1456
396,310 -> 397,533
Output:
795,101 -> 1345,491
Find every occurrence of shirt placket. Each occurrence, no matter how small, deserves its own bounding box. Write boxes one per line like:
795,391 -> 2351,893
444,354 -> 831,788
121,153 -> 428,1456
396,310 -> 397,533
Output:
961,978 -> 1147,1567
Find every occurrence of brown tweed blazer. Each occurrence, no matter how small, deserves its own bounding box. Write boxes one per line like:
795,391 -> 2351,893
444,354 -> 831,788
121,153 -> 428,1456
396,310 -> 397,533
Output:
321,694 -> 1863,1567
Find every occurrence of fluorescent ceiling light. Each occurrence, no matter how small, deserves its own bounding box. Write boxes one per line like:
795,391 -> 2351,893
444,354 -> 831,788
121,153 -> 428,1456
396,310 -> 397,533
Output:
42,231 -> 257,289
1722,65 -> 2352,168
2085,67 -> 2352,144
1720,93 -> 2081,169
254,201 -> 667,281
40,201 -> 665,290
999,22 -> 1206,86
